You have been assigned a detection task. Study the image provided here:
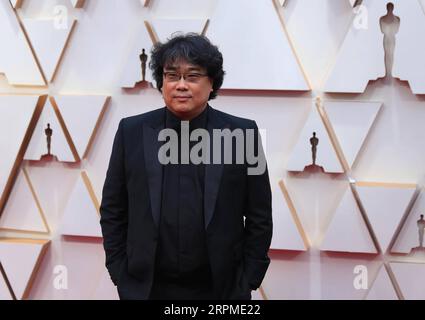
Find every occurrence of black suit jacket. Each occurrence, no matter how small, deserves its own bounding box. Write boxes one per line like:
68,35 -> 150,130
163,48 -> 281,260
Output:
100,105 -> 273,299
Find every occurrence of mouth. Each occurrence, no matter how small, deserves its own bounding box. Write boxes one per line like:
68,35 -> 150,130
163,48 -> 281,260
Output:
174,96 -> 192,101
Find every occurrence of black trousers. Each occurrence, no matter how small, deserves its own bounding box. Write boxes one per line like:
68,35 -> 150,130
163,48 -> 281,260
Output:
149,271 -> 215,300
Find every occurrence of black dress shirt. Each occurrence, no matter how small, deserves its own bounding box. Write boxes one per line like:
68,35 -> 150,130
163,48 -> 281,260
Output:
151,105 -> 213,299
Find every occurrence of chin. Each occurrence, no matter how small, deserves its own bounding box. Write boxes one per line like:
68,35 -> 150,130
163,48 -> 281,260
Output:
170,105 -> 194,114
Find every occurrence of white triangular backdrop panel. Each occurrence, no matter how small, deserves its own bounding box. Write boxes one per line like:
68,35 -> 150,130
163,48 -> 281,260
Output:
0,169 -> 48,233
324,0 -> 387,93
286,102 -> 344,173
0,1 -> 45,85
52,95 -> 109,160
0,270 -> 13,300
270,180 -> 307,251
323,101 -> 382,169
150,19 -> 208,43
392,188 -> 425,253
321,187 -> 377,253
0,239 -> 48,299
366,264 -> 398,300
0,95 -> 40,205
391,262 -> 425,299
24,98 -> 75,162
119,20 -> 155,88
357,183 -> 416,252
206,0 -> 309,90
22,18 -> 76,83
59,172 -> 102,238
392,0 -> 425,94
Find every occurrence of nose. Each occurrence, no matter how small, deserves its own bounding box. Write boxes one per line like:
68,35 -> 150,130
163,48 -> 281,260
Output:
176,76 -> 189,90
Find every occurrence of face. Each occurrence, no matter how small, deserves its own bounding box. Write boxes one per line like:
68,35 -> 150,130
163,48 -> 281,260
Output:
162,60 -> 213,120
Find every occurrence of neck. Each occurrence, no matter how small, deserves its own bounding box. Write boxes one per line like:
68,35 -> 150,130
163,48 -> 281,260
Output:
168,104 -> 208,121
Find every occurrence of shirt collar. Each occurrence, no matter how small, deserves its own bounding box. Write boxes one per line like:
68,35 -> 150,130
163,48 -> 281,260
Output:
165,105 -> 209,131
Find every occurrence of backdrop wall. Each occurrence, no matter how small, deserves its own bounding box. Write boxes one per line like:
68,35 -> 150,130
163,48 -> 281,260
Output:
1,0 -> 425,300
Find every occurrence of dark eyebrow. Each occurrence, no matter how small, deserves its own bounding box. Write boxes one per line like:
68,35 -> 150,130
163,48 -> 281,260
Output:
163,66 -> 178,71
187,67 -> 203,71
163,65 -> 203,72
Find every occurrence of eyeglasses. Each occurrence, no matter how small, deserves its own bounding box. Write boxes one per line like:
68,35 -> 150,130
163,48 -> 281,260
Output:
163,72 -> 208,83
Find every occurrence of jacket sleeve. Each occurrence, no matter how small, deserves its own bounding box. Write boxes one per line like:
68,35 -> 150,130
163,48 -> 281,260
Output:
243,120 -> 273,290
99,119 -> 128,286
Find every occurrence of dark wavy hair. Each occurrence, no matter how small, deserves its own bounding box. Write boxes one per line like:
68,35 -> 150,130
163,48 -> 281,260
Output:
149,33 -> 225,100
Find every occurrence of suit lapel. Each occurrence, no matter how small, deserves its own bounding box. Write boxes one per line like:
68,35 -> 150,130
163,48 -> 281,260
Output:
204,108 -> 229,229
143,112 -> 164,228
142,106 -> 229,230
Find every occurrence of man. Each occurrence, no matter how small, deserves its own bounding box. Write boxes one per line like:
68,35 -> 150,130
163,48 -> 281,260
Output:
100,33 -> 272,300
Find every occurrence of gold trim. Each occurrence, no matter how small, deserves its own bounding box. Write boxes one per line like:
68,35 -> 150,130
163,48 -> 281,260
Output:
320,5 -> 358,90
0,238 -> 50,245
350,183 -> 381,253
387,188 -> 420,253
363,263 -> 401,300
0,95 -> 47,218
23,167 -> 50,234
320,99 -> 383,172
317,98 -> 349,171
355,181 -> 417,189
12,7 -> 48,85
147,18 -> 210,45
201,19 -> 210,36
0,165 -> 50,235
144,20 -> 158,45
49,96 -> 81,162
21,240 -> 50,299
0,228 -> 48,235
353,181 -> 418,254
83,96 -> 110,159
74,0 -> 86,8
278,179 -> 310,249
258,285 -> 268,300
50,20 -> 78,83
0,93 -> 47,97
9,0 -> 23,9
81,171 -> 100,217
315,97 -> 348,173
272,0 -> 311,90
384,262 -> 404,300
0,261 -> 16,300
50,95 -> 111,161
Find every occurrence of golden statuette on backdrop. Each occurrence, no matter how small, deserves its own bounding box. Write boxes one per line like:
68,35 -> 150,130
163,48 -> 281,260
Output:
303,131 -> 324,173
40,123 -> 58,161
409,214 -> 425,257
